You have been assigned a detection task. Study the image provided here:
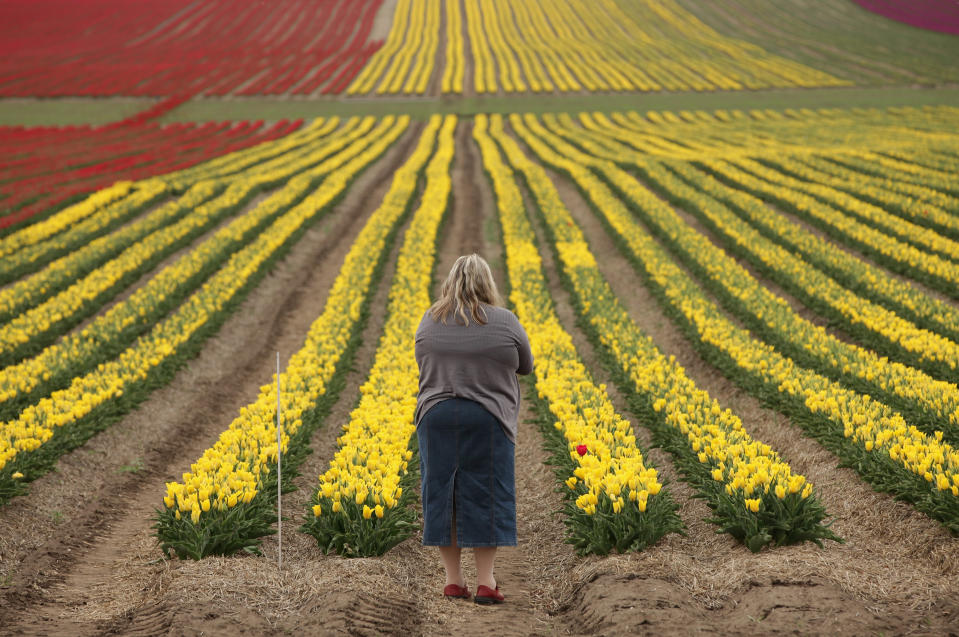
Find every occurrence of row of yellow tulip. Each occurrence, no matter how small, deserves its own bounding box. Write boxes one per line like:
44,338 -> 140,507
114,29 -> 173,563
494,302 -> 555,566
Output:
498,115 -> 836,551
348,0 -> 438,95
733,157 -> 959,264
537,115 -> 959,441
590,108 -> 959,221
662,159 -> 959,359
0,118 -> 382,423
512,113 -> 959,534
601,106 -> 959,161
346,0 -> 847,95
347,0 -> 414,95
704,159 -> 959,299
301,115 -> 457,557
0,181 -> 223,324
824,150 -> 959,213
401,0 -> 440,95
475,0 -> 528,93
644,160 -> 959,420
785,152 -> 959,217
876,147 -> 959,187
0,122 -> 344,328
156,117 -> 436,559
0,118 -> 348,291
824,151 -> 959,210
163,118 -> 340,192
440,0 -> 465,95
476,114 -> 685,553
0,119 -> 367,367
0,183 -> 225,367
494,0 -> 847,93
760,155 -> 959,239
0,180 -> 168,285
0,117 -> 408,506
0,181 -> 137,259
463,0 -> 494,94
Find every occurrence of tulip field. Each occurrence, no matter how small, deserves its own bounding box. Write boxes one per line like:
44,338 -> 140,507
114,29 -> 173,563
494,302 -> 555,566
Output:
0,0 -> 385,97
2,0 -> 959,635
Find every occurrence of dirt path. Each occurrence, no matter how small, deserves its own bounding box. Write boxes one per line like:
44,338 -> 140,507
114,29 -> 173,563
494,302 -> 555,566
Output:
370,0 -> 399,43
457,0 -> 476,98
432,121 -> 485,289
505,125 -> 959,634
425,0 -> 446,98
0,125 -> 423,635
418,121 -> 574,635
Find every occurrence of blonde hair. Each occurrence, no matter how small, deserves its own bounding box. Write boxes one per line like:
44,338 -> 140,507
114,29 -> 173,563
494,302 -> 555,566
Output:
429,254 -> 503,325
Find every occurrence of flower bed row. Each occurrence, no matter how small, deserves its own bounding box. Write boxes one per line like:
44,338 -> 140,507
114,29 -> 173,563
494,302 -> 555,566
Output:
0,118 -> 370,369
0,115 -> 299,234
0,181 -> 223,325
0,118 -> 386,423
0,117 -> 409,506
638,159 -> 959,386
163,118 -> 340,192
477,114 -> 685,554
872,148 -> 959,198
496,115 -> 836,551
0,180 -> 169,285
0,181 -> 135,257
347,0 -> 437,96
349,0 -> 846,95
660,159 -> 959,350
758,154 -> 959,238
155,116 -> 439,559
441,0 -> 465,94
1,119 -> 342,325
789,150 -> 959,202
736,156 -> 959,261
301,115 -> 457,557
0,0 -> 382,96
542,115 -> 959,441
702,158 -> 959,299
513,113 -> 959,535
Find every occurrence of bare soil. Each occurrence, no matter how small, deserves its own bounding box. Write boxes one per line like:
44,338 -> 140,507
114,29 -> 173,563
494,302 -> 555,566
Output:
370,0 -> 399,44
457,0 -> 476,98
424,0 -> 446,98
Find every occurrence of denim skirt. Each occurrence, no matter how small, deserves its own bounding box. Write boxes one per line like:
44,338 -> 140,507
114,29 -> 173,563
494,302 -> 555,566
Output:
416,397 -> 516,547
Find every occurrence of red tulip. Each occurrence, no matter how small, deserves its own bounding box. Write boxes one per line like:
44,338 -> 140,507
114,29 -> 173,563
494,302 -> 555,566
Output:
576,444 -> 588,456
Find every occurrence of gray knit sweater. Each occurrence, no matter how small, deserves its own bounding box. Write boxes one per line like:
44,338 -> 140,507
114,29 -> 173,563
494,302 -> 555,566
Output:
414,304 -> 533,443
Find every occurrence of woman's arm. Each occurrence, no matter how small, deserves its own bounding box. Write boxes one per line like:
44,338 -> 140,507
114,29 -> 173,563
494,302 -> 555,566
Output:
514,319 -> 534,376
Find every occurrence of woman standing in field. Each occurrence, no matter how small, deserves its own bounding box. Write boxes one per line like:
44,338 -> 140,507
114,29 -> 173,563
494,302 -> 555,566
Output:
414,254 -> 533,605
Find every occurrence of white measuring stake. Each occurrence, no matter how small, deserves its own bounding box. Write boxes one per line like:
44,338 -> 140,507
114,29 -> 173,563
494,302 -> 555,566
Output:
276,351 -> 282,570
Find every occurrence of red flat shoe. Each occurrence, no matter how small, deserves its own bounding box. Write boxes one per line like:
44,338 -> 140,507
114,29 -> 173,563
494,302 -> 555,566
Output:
474,584 -> 504,605
443,584 -> 471,599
